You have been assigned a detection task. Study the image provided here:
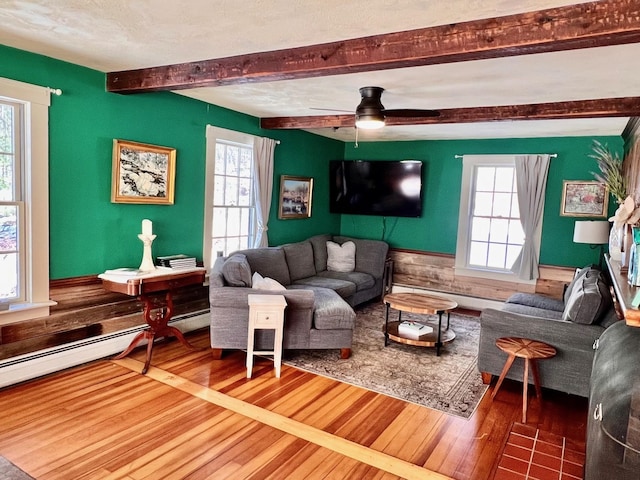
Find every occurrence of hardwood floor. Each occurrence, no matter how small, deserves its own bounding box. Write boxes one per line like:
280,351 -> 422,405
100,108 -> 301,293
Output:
0,329 -> 587,479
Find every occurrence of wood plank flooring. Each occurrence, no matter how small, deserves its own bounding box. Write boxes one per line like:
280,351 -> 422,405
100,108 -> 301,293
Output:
0,329 -> 587,479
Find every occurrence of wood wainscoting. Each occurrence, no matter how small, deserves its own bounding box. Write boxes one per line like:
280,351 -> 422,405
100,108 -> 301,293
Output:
389,249 -> 574,303
0,274 -> 209,361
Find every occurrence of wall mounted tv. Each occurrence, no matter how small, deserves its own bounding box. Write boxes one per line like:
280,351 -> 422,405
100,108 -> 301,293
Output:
329,160 -> 423,217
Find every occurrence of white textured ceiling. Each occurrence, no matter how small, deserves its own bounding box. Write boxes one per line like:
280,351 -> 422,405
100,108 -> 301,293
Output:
0,0 -> 635,141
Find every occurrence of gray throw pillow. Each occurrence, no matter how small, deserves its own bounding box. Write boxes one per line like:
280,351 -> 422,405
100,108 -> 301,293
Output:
221,253 -> 252,287
562,270 -> 611,324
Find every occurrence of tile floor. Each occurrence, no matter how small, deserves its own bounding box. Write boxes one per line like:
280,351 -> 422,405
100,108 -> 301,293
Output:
494,423 -> 585,480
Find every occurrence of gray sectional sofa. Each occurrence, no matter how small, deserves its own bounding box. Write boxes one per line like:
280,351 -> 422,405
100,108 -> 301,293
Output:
478,266 -> 620,397
209,234 -> 389,359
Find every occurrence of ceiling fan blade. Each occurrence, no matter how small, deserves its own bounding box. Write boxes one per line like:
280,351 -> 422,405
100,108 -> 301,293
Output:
383,108 -> 440,118
310,107 -> 353,113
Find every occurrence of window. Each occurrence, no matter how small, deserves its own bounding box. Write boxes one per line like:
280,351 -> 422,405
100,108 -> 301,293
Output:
0,100 -> 23,303
0,77 -> 52,323
455,155 -> 537,283
203,126 -> 258,269
212,141 -> 255,256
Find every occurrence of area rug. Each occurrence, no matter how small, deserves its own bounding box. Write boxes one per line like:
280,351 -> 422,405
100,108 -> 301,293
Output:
0,456 -> 34,480
283,301 -> 488,418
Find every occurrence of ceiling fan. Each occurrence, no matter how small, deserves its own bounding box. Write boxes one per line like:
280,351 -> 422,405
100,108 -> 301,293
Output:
352,86 -> 440,130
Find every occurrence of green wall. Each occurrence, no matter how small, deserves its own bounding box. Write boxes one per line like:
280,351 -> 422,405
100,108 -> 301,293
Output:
1,43 -> 624,277
342,136 -> 623,268
0,44 -> 341,278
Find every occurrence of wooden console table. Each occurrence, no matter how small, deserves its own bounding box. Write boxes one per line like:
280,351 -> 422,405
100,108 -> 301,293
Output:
604,255 -> 640,328
99,268 -> 206,373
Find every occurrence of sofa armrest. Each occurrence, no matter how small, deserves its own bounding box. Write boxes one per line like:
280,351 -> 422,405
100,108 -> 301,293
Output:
478,308 -> 607,397
209,286 -> 315,349
479,308 -> 604,351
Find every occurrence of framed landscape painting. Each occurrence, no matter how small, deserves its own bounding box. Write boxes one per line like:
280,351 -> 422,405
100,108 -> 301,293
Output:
560,181 -> 608,217
111,139 -> 176,204
278,175 -> 313,219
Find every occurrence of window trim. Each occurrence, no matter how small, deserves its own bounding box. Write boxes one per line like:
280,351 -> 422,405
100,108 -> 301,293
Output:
203,125 -> 258,269
455,154 -> 541,285
0,77 -> 54,324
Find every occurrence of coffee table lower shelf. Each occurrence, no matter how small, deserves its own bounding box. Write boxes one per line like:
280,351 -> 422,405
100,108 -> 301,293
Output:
384,321 -> 456,348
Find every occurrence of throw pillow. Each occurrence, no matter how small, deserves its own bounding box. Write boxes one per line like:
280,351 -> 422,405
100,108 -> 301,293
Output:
221,254 -> 252,287
326,240 -> 356,273
562,270 -> 611,324
251,272 -> 286,291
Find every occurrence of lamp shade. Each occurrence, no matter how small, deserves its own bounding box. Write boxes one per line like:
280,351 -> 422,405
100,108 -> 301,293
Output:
573,220 -> 610,245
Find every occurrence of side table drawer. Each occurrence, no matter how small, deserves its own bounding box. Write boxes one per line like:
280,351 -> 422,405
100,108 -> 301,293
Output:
252,309 -> 284,328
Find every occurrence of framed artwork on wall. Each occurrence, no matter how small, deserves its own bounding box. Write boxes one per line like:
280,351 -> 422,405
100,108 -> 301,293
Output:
278,175 -> 313,219
560,180 -> 608,217
111,139 -> 176,204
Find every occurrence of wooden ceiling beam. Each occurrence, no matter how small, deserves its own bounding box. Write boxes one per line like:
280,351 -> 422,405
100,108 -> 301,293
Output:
107,0 -> 640,94
260,97 -> 640,129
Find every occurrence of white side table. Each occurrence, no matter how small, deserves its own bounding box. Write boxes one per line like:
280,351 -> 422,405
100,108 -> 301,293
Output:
246,294 -> 287,378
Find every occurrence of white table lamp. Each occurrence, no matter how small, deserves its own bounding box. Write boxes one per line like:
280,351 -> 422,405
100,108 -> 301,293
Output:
573,220 -> 610,267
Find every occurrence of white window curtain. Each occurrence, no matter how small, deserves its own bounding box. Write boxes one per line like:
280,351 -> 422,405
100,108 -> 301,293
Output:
252,137 -> 277,248
510,154 -> 551,280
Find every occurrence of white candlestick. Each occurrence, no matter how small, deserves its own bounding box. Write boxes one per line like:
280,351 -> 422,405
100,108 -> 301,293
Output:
142,219 -> 152,236
138,234 -> 157,272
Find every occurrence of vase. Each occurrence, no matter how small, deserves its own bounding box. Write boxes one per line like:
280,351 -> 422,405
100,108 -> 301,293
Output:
609,224 -> 623,262
628,226 -> 640,286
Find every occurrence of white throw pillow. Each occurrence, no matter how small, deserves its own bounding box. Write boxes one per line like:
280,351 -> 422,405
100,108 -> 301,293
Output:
251,272 -> 286,291
326,240 -> 356,272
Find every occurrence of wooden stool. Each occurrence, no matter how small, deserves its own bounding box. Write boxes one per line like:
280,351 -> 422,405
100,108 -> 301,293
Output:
491,337 -> 556,423
246,294 -> 287,378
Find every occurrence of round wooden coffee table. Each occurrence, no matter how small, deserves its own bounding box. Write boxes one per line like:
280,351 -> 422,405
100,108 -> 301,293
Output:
383,292 -> 458,356
491,337 -> 557,423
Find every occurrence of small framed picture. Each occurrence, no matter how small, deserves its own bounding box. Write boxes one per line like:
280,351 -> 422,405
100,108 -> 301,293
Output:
278,175 -> 313,219
560,180 -> 608,217
111,139 -> 176,204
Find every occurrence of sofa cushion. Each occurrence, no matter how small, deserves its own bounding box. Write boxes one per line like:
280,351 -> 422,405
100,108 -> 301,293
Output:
251,272 -> 286,291
239,247 -> 291,286
502,303 -> 564,320
327,240 -> 356,272
292,276 -> 357,299
289,286 -> 355,330
316,270 -> 376,291
562,270 -> 612,324
283,241 -> 316,281
308,234 -> 332,271
506,292 -> 565,312
563,265 -> 596,304
221,254 -> 252,287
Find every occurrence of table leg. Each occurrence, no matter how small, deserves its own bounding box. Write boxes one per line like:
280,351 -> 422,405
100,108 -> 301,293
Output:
446,311 -> 450,330
436,310 -> 443,356
530,358 -> 543,399
114,290 -> 197,374
491,354 -> 516,400
384,303 -> 390,346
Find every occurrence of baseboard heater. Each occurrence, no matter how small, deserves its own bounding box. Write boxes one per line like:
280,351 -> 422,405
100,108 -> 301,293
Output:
0,310 -> 210,389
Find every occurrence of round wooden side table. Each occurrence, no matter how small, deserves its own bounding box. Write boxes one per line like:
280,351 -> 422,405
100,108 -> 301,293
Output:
491,337 -> 557,423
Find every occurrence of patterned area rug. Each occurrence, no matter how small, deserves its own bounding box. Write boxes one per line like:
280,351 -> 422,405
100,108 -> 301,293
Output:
0,456 -> 34,480
283,301 -> 488,418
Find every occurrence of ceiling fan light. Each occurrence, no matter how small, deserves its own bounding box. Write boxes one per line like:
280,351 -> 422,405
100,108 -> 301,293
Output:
355,116 -> 385,129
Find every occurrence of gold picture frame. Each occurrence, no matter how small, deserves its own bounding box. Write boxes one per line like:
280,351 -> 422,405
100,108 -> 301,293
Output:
278,175 -> 313,219
560,180 -> 608,217
111,139 -> 176,204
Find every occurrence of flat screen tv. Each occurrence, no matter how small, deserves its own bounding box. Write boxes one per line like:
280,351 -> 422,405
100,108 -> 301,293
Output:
329,160 -> 423,217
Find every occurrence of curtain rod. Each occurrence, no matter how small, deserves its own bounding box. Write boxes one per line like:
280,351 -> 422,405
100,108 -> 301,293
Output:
454,153 -> 557,159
